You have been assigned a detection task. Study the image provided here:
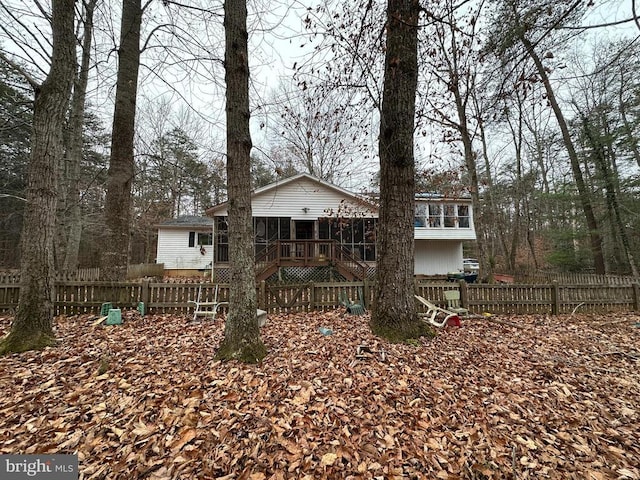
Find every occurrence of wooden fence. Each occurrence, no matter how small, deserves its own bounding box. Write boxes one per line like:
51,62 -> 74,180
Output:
0,264 -> 165,285
1,279 -> 639,316
515,271 -> 637,285
0,268 -> 103,283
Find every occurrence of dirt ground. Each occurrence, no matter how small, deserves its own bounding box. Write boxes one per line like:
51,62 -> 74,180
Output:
1,309 -> 639,479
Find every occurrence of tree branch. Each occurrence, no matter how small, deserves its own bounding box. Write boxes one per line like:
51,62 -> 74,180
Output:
0,51 -> 39,89
160,0 -> 222,16
559,15 -> 640,30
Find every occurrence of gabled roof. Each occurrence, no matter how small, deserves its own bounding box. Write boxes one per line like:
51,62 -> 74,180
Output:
206,173 -> 376,215
157,215 -> 213,228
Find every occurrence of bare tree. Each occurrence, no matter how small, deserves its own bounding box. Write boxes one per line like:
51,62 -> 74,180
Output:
266,79 -> 370,186
0,0 -> 76,354
569,40 -> 640,276
215,0 -> 266,363
101,0 -> 143,280
57,0 -> 98,275
370,0 -> 430,341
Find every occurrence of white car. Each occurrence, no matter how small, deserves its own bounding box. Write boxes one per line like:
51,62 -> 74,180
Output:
463,258 -> 479,273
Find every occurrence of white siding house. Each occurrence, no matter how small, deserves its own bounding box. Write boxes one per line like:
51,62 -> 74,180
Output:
413,194 -> 475,276
207,173 -> 377,225
156,216 -> 214,275
156,174 -> 477,278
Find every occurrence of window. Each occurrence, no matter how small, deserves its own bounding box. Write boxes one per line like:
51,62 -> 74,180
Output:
254,217 -> 267,241
215,217 -> 228,262
415,203 -> 426,227
319,218 -> 330,239
267,217 -> 278,240
319,217 -> 376,261
353,220 -> 363,244
458,205 -> 470,228
251,217 -> 291,256
279,217 -> 291,240
198,232 -> 212,246
429,204 -> 442,227
443,204 -> 456,227
364,219 -> 376,261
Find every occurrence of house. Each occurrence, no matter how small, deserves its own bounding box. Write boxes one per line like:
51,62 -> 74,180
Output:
156,173 -> 476,280
206,173 -> 378,282
413,193 -> 476,276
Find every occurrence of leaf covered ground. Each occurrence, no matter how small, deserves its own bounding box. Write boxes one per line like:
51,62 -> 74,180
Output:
0,309 -> 639,479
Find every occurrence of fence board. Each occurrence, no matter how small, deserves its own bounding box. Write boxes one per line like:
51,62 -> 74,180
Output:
0,264 -> 166,285
127,263 -> 165,279
265,283 -> 311,313
313,281 -> 365,311
414,282 -> 455,309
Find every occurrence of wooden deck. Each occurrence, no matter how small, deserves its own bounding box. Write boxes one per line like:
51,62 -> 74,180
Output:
255,240 -> 368,281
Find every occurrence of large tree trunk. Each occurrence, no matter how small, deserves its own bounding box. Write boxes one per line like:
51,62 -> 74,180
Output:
0,0 -> 75,354
101,0 -> 141,280
371,0 -> 430,341
215,0 -> 266,363
58,0 -> 97,275
521,36 -> 606,274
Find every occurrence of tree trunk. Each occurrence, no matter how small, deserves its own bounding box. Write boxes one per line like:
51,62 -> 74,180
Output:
453,88 -> 486,272
521,36 -> 606,274
58,0 -> 97,275
101,0 -> 142,280
371,0 -> 430,341
215,0 -> 266,363
1,0 -> 76,354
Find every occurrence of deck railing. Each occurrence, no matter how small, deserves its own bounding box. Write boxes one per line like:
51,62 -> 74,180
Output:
254,240 -> 368,281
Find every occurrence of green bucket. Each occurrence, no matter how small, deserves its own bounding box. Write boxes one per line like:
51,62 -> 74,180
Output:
105,308 -> 122,326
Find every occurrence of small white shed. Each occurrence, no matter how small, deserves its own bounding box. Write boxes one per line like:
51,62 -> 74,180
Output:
156,216 -> 214,276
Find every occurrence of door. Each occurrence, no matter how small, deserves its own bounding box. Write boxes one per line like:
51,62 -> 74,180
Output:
294,220 -> 314,258
294,220 -> 314,239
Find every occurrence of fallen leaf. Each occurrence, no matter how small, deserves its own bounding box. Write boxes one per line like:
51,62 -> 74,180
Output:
321,452 -> 338,466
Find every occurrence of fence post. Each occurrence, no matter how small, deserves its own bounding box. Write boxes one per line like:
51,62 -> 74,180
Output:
551,281 -> 560,315
309,282 -> 315,311
459,280 -> 468,308
363,278 -> 370,308
633,283 -> 640,312
259,280 -> 266,310
141,279 -> 150,311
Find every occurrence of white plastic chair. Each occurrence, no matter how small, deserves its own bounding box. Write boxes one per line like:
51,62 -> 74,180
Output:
414,294 -> 459,328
